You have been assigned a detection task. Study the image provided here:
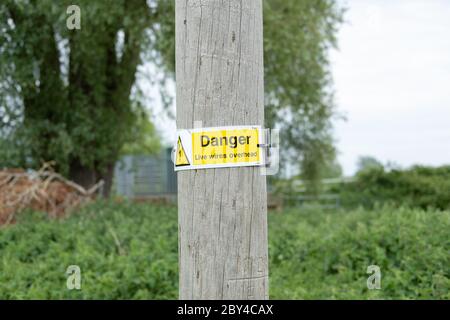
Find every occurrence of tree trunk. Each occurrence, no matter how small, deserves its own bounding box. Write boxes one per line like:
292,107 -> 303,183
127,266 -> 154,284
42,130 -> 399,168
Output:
176,0 -> 268,300
69,160 -> 115,197
100,162 -> 115,198
68,159 -> 97,191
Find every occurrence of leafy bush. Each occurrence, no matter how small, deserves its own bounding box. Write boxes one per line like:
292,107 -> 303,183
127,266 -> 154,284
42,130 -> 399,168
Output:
334,165 -> 450,210
0,202 -> 448,299
0,202 -> 179,299
269,205 -> 449,299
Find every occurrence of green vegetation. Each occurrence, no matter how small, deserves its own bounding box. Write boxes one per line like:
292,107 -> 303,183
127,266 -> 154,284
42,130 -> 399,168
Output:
0,202 -> 448,299
1,0 -> 343,191
0,202 -> 178,299
335,165 -> 450,210
262,0 -> 343,182
270,205 -> 449,299
0,0 -> 167,193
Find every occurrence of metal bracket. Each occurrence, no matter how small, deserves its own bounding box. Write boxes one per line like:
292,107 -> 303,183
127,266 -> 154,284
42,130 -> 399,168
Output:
258,128 -> 279,176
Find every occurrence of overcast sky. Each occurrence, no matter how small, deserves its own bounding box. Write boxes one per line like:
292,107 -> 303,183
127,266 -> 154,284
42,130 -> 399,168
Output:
331,0 -> 450,175
147,0 -> 450,176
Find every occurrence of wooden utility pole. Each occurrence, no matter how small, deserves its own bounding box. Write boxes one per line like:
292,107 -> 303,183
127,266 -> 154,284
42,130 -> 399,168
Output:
176,0 -> 268,299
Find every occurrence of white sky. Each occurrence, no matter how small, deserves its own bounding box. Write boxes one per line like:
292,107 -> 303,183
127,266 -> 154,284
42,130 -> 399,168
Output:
146,0 -> 450,176
331,0 -> 450,175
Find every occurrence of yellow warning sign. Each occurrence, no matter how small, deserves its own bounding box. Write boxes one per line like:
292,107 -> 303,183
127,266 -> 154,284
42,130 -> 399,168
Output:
176,137 -> 190,166
192,128 -> 260,166
174,125 -> 264,171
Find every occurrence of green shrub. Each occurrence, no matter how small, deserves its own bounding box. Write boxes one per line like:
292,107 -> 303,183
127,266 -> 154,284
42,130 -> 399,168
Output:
0,202 -> 448,299
334,165 -> 450,210
0,202 -> 179,299
269,205 -> 449,299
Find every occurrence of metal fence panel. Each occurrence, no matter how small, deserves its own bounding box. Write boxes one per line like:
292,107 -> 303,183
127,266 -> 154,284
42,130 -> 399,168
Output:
114,148 -> 177,198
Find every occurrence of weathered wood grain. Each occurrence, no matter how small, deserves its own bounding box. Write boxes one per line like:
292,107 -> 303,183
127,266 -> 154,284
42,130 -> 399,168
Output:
176,0 -> 268,299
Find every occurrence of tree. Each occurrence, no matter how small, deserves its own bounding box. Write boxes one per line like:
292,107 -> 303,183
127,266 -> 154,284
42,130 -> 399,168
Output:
0,0 -> 169,195
322,159 -> 343,179
0,0 -> 343,195
156,0 -> 344,183
264,0 -> 343,181
357,156 -> 384,173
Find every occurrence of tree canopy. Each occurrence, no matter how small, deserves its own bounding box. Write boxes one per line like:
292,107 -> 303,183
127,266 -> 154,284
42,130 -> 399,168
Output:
155,0 -> 344,181
0,0 -> 169,194
264,0 -> 343,181
0,0 -> 343,194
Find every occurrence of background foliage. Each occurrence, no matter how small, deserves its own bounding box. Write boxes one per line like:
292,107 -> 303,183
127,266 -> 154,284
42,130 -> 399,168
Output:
0,0 -> 167,193
141,0 -> 345,182
334,165 -> 450,210
263,0 -> 343,182
0,0 -> 343,191
0,202 -> 447,299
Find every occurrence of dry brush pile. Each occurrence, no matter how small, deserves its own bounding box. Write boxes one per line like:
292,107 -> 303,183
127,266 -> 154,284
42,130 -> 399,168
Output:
0,164 -> 103,225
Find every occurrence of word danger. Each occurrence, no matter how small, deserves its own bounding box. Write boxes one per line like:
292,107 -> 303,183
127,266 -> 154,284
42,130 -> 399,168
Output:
200,134 -> 251,148
189,127 -> 262,167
